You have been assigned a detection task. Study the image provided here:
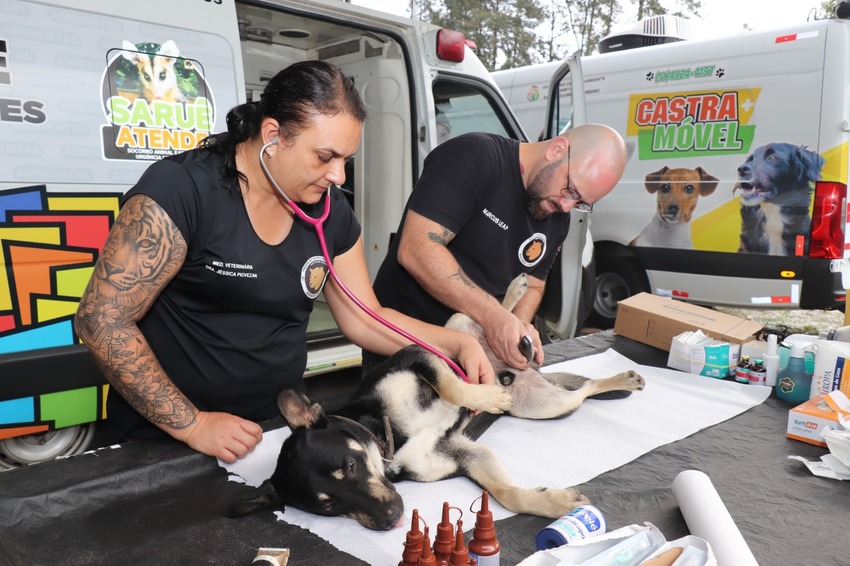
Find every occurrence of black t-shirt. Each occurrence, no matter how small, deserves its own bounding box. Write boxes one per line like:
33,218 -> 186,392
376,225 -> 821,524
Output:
372,132 -> 571,326
109,148 -> 360,437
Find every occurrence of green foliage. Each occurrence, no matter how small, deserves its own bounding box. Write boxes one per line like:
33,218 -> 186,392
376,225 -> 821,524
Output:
413,0 -> 703,70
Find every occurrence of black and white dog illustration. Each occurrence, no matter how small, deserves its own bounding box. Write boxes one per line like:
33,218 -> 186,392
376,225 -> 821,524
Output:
735,142 -> 824,255
229,274 -> 644,530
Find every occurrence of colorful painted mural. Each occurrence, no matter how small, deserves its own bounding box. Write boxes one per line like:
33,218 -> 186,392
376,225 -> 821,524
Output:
0,185 -> 119,438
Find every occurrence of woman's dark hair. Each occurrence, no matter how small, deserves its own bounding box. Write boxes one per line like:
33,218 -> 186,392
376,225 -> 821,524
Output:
200,60 -> 367,186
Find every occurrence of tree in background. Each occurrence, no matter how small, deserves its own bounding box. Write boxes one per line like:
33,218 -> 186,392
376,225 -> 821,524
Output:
411,0 -> 703,70
417,0 -> 546,70
820,0 -> 844,17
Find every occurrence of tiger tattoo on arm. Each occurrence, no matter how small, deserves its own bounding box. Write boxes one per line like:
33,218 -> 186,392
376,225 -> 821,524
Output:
74,194 -> 197,431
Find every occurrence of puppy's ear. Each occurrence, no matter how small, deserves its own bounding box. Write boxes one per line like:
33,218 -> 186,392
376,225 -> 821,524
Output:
277,387 -> 327,430
644,166 -> 669,193
227,480 -> 282,518
695,167 -> 719,196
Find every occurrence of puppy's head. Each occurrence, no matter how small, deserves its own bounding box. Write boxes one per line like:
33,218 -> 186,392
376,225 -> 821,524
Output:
734,143 -> 824,206
644,166 -> 718,223
269,387 -> 404,531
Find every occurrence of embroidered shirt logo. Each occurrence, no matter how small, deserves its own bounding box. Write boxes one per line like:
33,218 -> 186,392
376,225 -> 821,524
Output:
518,233 -> 546,267
301,255 -> 329,299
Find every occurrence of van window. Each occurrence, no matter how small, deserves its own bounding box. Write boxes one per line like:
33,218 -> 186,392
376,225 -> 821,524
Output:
433,80 -> 512,143
548,75 -> 572,139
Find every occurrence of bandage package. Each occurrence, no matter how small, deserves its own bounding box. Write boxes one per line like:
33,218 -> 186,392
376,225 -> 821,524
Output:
787,393 -> 840,447
667,330 -> 740,378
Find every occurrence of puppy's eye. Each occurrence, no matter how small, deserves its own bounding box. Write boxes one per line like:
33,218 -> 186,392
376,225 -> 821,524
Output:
684,185 -> 695,194
660,184 -> 671,193
346,458 -> 356,473
323,500 -> 336,513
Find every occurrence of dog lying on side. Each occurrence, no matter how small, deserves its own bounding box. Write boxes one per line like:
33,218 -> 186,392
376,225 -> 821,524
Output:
631,166 -> 719,249
229,274 -> 645,530
735,142 -> 824,256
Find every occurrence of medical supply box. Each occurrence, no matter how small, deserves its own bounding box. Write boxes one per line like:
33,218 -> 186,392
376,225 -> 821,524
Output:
614,293 -> 762,352
787,394 -> 840,447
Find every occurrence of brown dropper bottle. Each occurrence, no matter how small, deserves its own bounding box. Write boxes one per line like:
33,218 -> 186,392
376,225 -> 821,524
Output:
467,491 -> 500,565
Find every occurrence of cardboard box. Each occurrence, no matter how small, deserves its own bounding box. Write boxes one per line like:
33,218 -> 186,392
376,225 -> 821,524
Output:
614,293 -> 763,352
787,394 -> 840,447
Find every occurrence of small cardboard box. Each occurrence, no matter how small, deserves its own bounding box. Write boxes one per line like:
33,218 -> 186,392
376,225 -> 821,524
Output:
667,336 -> 741,378
614,293 -> 763,352
787,394 -> 839,447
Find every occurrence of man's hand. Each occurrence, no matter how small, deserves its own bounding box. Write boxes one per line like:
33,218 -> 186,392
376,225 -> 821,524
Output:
482,309 -> 543,369
181,411 -> 264,463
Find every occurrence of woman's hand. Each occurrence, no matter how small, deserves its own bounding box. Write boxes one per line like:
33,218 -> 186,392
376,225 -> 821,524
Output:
181,411 -> 265,463
452,335 -> 496,385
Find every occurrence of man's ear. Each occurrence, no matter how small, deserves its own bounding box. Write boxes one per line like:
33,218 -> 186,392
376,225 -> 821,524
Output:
545,136 -> 569,162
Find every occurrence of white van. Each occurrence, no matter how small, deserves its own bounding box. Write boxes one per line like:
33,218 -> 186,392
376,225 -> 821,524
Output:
0,0 -> 588,466
496,15 -> 850,327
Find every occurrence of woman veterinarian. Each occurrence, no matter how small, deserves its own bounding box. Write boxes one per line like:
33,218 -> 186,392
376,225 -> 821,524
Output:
74,61 -> 495,464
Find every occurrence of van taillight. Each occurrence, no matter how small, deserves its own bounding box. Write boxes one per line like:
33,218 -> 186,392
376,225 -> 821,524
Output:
436,29 -> 466,62
809,180 -> 846,259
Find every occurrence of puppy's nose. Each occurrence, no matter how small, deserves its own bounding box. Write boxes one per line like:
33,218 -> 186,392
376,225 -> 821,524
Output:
667,204 -> 679,215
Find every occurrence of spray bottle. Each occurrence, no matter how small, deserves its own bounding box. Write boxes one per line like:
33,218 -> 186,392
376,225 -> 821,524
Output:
776,338 -> 813,404
763,334 -> 780,387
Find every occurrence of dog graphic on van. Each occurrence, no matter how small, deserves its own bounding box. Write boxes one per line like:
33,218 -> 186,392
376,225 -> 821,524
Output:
734,142 -> 824,256
631,166 -> 719,249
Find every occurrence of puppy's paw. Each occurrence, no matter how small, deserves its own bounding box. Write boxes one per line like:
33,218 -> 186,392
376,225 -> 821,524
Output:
464,383 -> 512,414
615,369 -> 645,391
534,486 -> 591,518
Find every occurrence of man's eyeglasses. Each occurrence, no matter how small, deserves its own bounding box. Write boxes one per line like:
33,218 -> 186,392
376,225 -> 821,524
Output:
559,146 -> 593,213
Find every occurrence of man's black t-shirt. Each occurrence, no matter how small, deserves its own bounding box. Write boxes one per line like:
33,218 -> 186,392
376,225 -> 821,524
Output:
372,132 -> 571,326
108,148 -> 360,438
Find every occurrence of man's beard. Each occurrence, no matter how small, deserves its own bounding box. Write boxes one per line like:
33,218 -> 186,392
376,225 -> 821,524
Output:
525,160 -> 561,221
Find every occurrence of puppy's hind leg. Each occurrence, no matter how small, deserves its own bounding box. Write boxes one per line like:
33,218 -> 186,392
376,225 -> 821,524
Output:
508,369 -> 645,419
451,435 -> 589,518
501,273 -> 528,311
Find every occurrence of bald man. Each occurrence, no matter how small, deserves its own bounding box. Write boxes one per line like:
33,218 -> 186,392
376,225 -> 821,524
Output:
367,124 -> 627,371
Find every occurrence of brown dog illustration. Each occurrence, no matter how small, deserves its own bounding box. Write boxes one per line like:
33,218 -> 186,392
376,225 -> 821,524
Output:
631,166 -> 719,249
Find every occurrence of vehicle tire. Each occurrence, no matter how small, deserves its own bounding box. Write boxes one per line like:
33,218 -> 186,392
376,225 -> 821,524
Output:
588,258 -> 648,330
0,423 -> 96,470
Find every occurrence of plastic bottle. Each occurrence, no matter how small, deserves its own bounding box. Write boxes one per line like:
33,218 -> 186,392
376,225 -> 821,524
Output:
448,519 -> 475,566
776,342 -> 812,404
399,509 -> 424,566
467,491 -> 500,566
822,325 -> 850,343
749,358 -> 766,386
434,502 -> 456,565
735,355 -> 751,384
418,527 -> 438,566
763,334 -> 780,387
535,505 -> 607,550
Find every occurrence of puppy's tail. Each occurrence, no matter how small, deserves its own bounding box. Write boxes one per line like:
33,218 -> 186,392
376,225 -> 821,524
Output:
227,480 -> 282,518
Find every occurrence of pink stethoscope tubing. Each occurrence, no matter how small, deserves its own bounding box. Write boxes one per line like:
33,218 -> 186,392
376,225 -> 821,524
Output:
259,139 -> 470,382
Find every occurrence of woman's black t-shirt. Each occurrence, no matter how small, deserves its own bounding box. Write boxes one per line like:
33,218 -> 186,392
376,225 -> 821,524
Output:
108,148 -> 360,437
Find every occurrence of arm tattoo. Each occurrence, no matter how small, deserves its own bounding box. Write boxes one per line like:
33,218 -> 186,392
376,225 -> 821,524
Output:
426,226 -> 455,246
448,270 -> 477,289
75,195 -> 196,430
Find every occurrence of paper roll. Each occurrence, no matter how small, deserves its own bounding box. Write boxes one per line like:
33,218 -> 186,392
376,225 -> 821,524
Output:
672,470 -> 759,566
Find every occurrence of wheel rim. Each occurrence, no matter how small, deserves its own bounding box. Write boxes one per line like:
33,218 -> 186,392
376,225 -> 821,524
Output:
0,424 -> 96,470
593,271 -> 631,320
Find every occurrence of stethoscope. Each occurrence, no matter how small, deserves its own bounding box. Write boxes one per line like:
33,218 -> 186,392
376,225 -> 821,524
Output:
258,137 -> 470,382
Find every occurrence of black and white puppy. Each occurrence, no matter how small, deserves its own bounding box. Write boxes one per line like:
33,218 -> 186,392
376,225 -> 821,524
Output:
229,275 -> 644,530
735,142 -> 824,255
